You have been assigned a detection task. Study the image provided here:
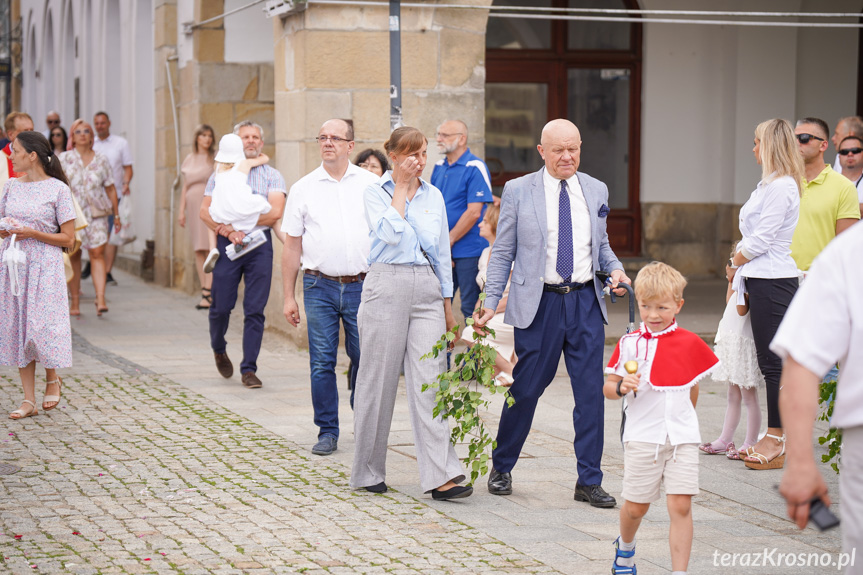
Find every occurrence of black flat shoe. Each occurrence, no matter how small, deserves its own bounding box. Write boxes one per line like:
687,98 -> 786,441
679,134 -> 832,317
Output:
431,485 -> 473,501
364,482 -> 387,493
574,483 -> 616,508
487,468 -> 513,496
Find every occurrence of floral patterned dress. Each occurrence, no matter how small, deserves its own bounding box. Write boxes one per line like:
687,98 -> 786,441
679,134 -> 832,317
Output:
59,149 -> 114,249
0,178 -> 76,368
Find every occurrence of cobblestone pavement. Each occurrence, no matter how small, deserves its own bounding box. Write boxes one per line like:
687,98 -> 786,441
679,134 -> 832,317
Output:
0,270 -> 844,574
1,368 -> 558,574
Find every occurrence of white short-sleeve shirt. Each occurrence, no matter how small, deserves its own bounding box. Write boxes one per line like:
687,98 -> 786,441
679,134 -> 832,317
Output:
282,162 -> 379,277
94,134 -> 133,193
771,221 -> 863,429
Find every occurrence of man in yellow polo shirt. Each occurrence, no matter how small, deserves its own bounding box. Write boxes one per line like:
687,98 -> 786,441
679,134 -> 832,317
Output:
791,117 -> 860,272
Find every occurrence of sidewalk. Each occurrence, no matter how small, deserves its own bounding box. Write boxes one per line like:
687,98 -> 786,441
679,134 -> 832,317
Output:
1,270 -> 842,574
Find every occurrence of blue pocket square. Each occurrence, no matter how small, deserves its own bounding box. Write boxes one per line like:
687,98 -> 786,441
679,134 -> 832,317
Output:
598,204 -> 610,218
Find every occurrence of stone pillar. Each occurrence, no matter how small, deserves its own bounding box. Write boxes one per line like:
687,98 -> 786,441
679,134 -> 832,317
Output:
271,0 -> 491,344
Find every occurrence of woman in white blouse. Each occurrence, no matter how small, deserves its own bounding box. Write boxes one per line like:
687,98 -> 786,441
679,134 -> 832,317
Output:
726,118 -> 804,470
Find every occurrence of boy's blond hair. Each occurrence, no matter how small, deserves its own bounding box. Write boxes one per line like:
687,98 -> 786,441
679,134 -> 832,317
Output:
634,261 -> 687,303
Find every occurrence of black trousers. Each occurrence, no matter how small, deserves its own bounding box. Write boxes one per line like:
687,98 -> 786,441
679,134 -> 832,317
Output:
746,276 -> 798,428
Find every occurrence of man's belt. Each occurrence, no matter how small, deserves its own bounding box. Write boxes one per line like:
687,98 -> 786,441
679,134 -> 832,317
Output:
543,279 -> 593,294
304,269 -> 366,284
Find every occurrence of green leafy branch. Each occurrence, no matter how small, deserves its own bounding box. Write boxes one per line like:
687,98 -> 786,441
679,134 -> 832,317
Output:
817,380 -> 841,474
422,293 -> 515,485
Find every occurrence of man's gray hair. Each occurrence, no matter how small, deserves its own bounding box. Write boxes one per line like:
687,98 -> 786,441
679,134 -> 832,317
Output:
234,120 -> 264,140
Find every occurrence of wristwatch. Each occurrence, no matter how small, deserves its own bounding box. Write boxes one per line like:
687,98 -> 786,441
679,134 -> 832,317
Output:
727,257 -> 739,269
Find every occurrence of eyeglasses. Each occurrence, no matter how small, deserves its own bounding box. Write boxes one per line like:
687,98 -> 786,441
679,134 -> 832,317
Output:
47,119 -> 60,125
435,132 -> 463,139
796,133 -> 825,144
358,162 -> 376,169
839,148 -> 863,155
74,129 -> 91,135
316,136 -> 350,144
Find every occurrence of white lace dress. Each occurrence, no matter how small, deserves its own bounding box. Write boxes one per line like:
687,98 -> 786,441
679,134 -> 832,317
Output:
712,295 -> 765,389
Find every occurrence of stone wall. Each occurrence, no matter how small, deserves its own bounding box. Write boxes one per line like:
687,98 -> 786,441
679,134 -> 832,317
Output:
641,202 -> 742,278
271,0 -> 492,344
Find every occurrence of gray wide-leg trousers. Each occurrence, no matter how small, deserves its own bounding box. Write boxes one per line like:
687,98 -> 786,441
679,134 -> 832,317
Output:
350,263 -> 466,493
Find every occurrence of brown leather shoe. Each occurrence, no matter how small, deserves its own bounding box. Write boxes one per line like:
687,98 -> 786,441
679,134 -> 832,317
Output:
214,352 -> 233,378
242,371 -> 262,388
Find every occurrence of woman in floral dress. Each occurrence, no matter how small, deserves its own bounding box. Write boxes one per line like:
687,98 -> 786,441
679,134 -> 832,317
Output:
59,120 -> 119,315
0,131 -> 77,419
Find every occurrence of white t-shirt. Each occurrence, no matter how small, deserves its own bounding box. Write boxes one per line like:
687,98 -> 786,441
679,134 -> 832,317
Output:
771,221 -> 863,429
542,168 -> 592,284
282,162 -> 379,277
94,134 -> 133,193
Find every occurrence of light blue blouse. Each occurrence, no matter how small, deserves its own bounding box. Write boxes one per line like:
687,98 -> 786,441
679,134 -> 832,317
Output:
364,172 -> 454,298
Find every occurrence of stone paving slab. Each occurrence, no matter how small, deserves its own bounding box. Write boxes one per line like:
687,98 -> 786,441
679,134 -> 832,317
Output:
1,270 -> 846,574
1,371 -> 559,575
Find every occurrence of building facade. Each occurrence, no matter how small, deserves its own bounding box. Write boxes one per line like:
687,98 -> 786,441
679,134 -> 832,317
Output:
10,0 -> 863,342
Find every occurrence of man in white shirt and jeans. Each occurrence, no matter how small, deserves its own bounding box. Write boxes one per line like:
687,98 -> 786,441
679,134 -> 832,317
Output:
774,221 -> 863,572
93,111 -> 133,286
281,119 -> 379,457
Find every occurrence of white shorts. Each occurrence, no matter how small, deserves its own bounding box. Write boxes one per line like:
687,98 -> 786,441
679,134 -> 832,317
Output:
621,440 -> 699,504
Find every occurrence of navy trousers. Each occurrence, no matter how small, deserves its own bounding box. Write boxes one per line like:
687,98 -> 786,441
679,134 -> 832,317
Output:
492,286 -> 606,486
209,231 -> 273,374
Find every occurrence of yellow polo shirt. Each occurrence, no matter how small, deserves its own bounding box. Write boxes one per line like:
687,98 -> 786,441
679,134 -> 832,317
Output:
791,165 -> 861,271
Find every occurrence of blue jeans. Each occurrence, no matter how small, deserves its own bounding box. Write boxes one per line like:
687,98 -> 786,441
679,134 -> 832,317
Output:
209,231 -> 273,374
451,256 -> 482,319
303,273 -> 362,439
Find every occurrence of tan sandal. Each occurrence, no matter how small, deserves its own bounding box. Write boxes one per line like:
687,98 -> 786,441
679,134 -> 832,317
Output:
42,377 -> 63,411
744,433 -> 786,470
9,399 -> 38,419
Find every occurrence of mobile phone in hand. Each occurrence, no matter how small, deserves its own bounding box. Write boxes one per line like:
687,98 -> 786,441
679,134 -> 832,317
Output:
809,497 -> 840,531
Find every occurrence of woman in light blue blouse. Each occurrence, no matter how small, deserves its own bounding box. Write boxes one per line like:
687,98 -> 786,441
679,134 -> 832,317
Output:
350,127 -> 472,501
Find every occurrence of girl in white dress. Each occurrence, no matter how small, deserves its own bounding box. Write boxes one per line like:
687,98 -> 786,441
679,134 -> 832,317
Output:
699,245 -> 765,459
460,204 -> 516,385
204,134 -> 285,271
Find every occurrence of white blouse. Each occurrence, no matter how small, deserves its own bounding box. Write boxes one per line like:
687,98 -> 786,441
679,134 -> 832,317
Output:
737,174 -> 800,279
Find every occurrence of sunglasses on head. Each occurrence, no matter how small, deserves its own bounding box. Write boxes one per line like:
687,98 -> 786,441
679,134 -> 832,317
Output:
839,148 -> 863,156
796,133 -> 825,144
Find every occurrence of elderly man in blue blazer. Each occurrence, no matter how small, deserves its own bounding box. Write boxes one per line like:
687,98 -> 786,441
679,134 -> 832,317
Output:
474,119 -> 631,507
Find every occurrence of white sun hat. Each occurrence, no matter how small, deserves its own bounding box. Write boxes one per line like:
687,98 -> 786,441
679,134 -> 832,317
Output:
214,133 -> 246,164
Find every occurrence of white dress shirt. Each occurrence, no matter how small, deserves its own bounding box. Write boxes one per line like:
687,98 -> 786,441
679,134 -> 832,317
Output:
771,221 -> 863,429
542,168 -> 593,284
282,162 -> 379,277
737,174 -> 800,279
605,322 -> 703,446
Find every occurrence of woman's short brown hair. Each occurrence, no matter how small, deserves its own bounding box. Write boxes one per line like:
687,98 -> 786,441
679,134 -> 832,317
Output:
384,127 -> 427,157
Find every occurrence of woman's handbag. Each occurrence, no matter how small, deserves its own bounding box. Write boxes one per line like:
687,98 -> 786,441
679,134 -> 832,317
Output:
3,234 -> 26,297
87,192 -> 112,219
64,195 -> 88,255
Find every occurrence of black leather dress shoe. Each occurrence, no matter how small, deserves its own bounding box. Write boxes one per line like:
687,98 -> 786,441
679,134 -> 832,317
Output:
487,468 -> 513,496
574,483 -> 616,508
214,352 -> 233,379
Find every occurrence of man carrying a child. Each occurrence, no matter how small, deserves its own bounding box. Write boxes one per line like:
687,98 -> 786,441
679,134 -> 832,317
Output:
199,121 -> 287,389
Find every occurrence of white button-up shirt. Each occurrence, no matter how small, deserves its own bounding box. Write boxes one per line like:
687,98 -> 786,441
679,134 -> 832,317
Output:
771,221 -> 863,429
282,162 -> 379,277
542,168 -> 593,284
606,322 -> 703,446
737,174 -> 800,279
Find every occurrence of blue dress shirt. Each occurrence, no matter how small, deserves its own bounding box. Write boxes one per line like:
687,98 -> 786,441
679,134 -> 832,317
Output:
364,172 -> 454,298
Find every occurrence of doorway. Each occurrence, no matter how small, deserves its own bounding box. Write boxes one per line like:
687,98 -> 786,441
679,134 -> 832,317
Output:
485,0 -> 643,255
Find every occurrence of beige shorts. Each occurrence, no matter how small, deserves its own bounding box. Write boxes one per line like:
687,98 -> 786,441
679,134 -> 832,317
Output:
621,440 -> 699,504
